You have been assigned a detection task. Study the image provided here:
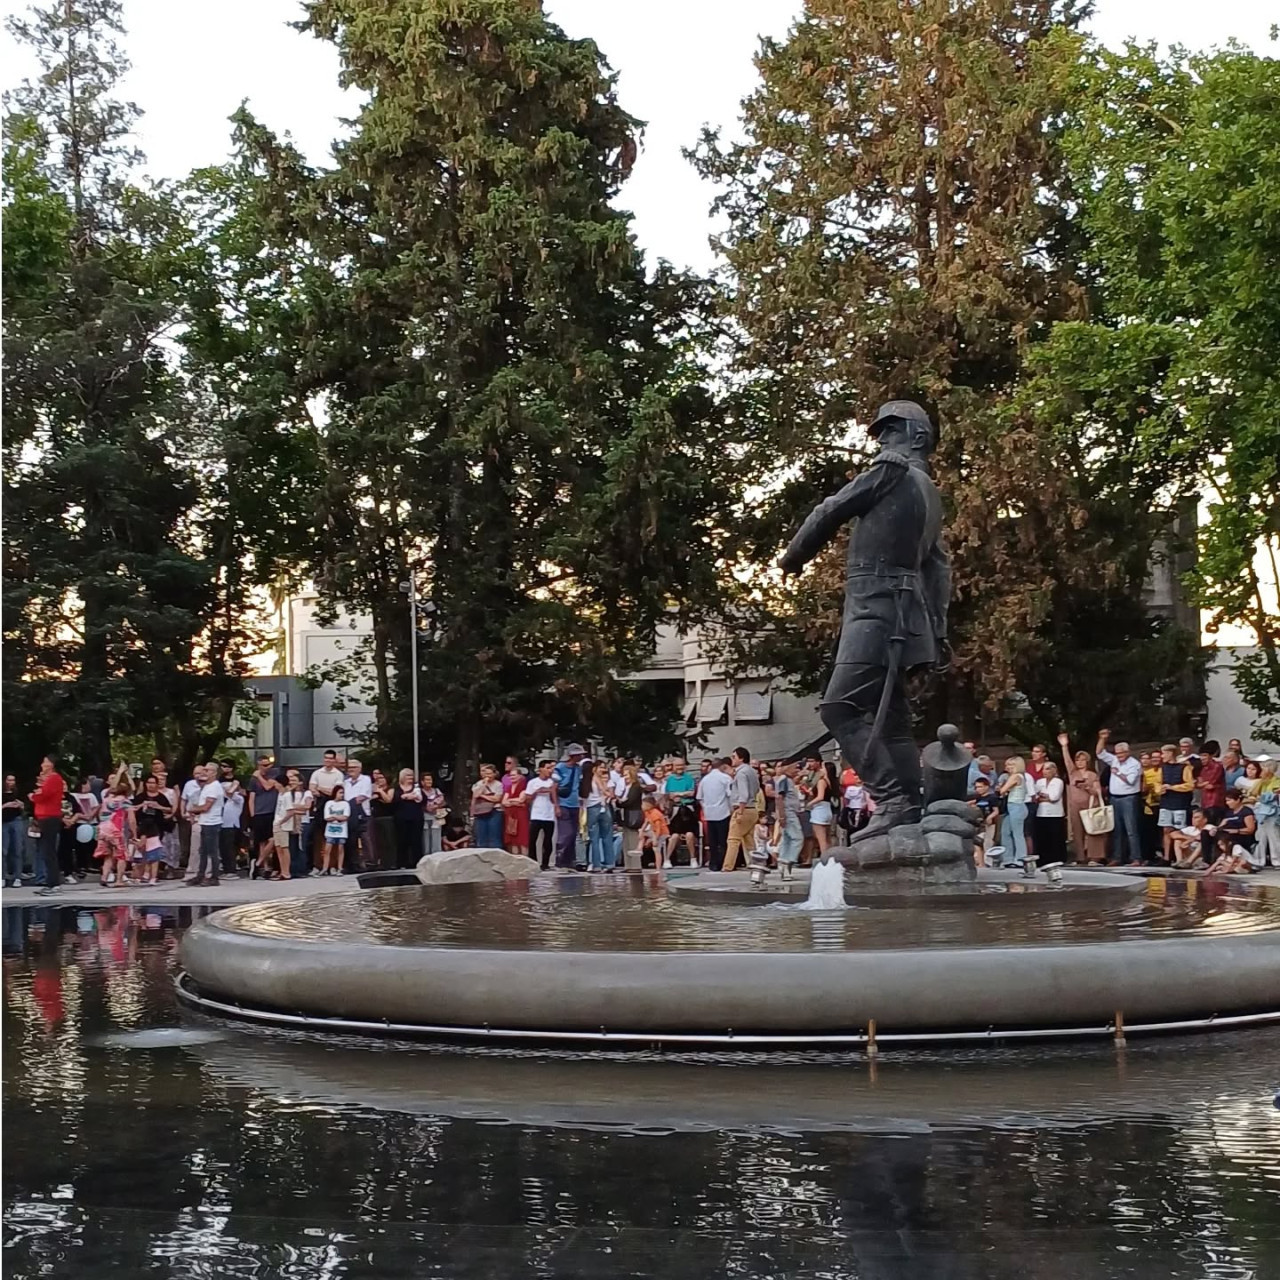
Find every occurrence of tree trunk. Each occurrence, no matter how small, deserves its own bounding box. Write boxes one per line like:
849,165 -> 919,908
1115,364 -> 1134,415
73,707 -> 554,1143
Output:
78,589 -> 112,775
452,708 -> 479,813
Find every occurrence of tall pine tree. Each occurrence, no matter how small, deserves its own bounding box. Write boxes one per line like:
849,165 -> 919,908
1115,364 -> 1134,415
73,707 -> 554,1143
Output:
692,0 -> 1202,743
233,0 -> 743,783
2,1 -> 270,775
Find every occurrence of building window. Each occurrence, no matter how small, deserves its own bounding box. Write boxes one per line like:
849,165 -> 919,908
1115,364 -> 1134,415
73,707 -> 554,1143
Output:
733,680 -> 773,724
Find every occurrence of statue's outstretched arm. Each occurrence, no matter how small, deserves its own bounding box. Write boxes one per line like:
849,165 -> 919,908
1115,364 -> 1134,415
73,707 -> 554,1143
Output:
779,458 -> 905,575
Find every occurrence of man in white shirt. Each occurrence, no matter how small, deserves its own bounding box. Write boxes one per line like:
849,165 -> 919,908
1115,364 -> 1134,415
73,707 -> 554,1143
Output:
343,759 -> 373,873
1095,729 -> 1144,866
179,770 -> 204,876
610,759 -> 629,801
696,758 -> 734,871
188,763 -> 226,886
308,751 -> 345,864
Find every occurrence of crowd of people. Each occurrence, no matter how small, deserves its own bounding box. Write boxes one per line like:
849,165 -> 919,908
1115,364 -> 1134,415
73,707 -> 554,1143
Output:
2,730 -> 1276,895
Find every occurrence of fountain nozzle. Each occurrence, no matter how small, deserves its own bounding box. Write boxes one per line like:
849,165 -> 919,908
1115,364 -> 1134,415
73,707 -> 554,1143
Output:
748,847 -> 772,889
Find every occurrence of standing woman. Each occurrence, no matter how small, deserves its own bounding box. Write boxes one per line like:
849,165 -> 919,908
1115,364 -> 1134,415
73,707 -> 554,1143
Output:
1031,761 -> 1067,865
149,762 -> 182,877
69,778 -> 101,878
368,769 -> 397,870
392,769 -> 424,868
94,781 -> 138,887
808,761 -> 838,860
420,771 -> 447,856
131,777 -> 174,886
772,762 -> 805,881
2,775 -> 26,886
501,757 -> 529,857
997,755 -> 1029,869
470,763 -> 505,849
617,763 -> 645,865
1057,733 -> 1107,864
271,768 -> 310,880
585,761 -> 615,872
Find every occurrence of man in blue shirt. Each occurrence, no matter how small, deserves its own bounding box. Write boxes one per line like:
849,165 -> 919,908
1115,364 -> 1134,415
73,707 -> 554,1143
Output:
553,744 -> 586,870
966,753 -> 996,796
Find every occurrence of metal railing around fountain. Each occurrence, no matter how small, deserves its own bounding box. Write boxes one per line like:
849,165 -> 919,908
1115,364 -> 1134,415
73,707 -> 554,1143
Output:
173,972 -> 1280,1050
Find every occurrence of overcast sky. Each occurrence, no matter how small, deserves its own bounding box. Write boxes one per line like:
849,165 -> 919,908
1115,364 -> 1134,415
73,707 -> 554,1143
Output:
2,0 -> 1274,273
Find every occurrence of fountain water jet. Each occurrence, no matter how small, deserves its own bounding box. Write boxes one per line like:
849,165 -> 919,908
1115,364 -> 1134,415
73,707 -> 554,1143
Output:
800,857 -> 847,910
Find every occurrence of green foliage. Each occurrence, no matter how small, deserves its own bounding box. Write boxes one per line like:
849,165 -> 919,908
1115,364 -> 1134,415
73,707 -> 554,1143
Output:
1045,42 -> 1280,740
226,0 -> 745,787
688,0 -> 1204,744
1,0 -> 304,779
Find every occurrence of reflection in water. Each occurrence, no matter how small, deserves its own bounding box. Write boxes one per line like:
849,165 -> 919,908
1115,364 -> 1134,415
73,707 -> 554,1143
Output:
208,875 -> 1280,952
4,905 -> 1280,1280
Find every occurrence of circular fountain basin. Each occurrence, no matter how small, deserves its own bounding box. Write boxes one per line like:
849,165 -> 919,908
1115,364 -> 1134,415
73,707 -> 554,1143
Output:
178,877 -> 1280,1044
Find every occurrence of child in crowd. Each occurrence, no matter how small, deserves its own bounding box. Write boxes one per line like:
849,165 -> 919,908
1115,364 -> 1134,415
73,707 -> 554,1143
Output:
971,777 -> 999,866
95,781 -> 137,887
1206,833 -> 1253,877
320,784 -> 349,876
441,816 -> 471,850
638,797 -> 671,870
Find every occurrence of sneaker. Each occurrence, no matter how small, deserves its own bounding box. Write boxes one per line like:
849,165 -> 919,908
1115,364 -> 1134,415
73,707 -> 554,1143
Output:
207,879 -> 220,887
34,886 -> 56,896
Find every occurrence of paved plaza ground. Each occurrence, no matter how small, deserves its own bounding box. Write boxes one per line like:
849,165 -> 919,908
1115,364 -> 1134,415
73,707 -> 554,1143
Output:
2,862 -> 1276,908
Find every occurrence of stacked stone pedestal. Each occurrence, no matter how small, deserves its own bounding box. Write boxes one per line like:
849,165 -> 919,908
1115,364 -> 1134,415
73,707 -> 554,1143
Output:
835,799 -> 981,892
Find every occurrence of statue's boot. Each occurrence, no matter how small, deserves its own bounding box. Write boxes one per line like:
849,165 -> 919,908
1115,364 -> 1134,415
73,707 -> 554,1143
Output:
849,796 -> 919,844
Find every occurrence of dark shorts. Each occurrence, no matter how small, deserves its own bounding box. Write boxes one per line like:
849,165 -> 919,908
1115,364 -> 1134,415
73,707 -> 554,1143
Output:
252,814 -> 275,844
669,804 -> 699,835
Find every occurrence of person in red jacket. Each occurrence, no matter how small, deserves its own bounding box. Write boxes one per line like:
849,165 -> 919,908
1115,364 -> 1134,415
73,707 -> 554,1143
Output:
30,756 -> 66,895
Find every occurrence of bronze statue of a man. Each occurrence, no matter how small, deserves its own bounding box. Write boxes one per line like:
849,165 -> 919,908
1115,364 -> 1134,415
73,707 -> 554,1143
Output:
780,401 -> 950,841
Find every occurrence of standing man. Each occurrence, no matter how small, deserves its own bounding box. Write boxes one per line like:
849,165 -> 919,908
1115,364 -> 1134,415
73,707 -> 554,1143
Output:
343,758 -> 373,872
218,759 -> 245,878
308,750 -> 345,867
553,744 -> 586,870
1195,741 -> 1227,823
696,758 -> 734,871
722,747 -> 761,873
779,401 -> 949,841
966,754 -> 997,796
247,755 -> 281,880
30,756 -> 65,896
187,764 -> 226,887
1095,730 -> 1144,866
178,769 -> 204,878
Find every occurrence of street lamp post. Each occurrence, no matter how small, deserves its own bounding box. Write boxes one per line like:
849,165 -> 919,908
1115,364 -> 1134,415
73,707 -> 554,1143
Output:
399,578 -> 420,784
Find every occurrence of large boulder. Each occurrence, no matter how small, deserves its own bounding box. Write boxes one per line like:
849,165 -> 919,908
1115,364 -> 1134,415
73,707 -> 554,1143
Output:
416,847 -> 539,885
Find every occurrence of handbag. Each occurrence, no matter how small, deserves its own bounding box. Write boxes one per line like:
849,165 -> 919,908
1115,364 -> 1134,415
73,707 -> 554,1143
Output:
1081,793 -> 1115,836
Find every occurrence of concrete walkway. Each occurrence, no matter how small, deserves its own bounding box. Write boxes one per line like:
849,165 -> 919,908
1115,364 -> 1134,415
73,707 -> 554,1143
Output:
0,872 -> 363,909
2,862 -> 1276,909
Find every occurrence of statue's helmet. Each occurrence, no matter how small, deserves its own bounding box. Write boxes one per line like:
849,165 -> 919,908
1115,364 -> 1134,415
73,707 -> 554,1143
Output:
869,400 -> 936,451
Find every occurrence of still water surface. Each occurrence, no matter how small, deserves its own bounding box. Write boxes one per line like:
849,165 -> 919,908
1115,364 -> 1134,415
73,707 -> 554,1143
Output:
4,904 -> 1279,1279
208,874 -> 1280,951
